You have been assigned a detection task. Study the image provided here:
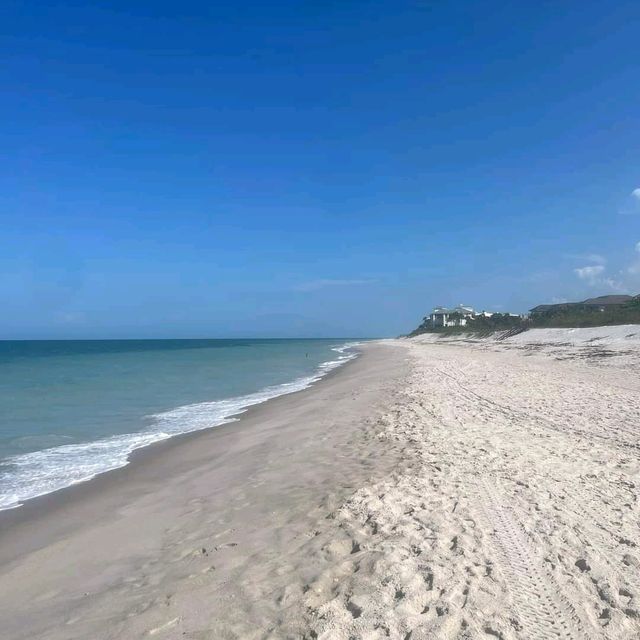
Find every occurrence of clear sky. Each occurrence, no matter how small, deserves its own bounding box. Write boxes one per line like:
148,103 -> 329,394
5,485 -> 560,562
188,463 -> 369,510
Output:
2,1 -> 640,338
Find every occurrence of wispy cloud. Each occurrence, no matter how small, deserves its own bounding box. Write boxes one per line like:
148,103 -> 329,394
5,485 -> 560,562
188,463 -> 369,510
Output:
573,264 -> 626,292
526,269 -> 556,283
602,278 -> 627,292
293,278 -> 375,292
570,197 -> 640,291
620,188 -> 640,215
53,311 -> 86,325
565,253 -> 606,266
574,265 -> 605,281
627,241 -> 640,275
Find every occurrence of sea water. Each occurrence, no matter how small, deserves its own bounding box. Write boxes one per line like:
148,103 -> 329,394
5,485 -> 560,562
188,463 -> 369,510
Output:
0,339 -> 359,510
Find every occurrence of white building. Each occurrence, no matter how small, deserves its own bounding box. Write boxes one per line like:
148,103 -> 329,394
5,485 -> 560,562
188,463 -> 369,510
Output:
430,305 -> 475,327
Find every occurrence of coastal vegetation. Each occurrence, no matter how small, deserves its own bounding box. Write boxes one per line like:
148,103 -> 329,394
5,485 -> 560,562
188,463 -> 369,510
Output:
410,311 -> 523,337
528,295 -> 640,328
410,294 -> 640,336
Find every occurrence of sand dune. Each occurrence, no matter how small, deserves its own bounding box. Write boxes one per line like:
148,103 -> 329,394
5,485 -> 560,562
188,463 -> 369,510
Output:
287,329 -> 640,639
1,329 -> 639,639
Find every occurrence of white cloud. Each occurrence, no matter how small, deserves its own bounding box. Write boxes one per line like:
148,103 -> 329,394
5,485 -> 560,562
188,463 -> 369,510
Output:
573,264 -> 626,291
571,243 -> 639,293
620,189 -> 640,215
628,242 -> 640,275
600,278 -> 627,292
574,265 -> 605,280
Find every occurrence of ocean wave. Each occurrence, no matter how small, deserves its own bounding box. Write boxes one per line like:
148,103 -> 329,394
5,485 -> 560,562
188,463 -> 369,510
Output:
0,342 -> 359,511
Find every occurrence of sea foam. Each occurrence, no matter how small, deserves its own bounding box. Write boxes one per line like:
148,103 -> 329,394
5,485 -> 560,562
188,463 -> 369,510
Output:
0,343 -> 359,511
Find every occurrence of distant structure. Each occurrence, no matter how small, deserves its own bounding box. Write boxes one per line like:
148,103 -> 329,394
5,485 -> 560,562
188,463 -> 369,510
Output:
411,293 -> 640,336
411,304 -> 525,335
429,305 -> 476,328
530,295 -> 636,317
426,305 -> 519,329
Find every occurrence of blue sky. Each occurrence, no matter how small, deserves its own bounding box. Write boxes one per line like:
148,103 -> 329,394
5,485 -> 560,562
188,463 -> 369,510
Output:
2,0 -> 640,338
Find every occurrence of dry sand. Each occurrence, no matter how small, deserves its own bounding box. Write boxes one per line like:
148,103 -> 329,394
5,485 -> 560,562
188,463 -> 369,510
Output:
1,329 -> 639,639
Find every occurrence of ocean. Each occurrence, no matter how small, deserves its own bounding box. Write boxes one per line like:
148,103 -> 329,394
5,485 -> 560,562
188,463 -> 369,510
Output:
0,338 -> 360,511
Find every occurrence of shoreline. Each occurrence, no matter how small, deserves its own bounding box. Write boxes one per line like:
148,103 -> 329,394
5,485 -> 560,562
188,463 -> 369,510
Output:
0,341 -> 360,521
0,340 -> 411,640
2,330 -> 638,639
0,342 -> 367,559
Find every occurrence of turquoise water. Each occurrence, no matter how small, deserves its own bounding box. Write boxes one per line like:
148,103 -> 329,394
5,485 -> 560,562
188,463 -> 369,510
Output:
0,339 -> 359,510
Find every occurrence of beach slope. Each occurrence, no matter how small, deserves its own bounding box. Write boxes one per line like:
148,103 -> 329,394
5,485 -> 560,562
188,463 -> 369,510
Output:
2,329 -> 640,639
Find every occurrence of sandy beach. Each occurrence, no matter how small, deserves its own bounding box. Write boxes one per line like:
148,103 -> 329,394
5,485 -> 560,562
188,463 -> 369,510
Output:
1,329 -> 640,639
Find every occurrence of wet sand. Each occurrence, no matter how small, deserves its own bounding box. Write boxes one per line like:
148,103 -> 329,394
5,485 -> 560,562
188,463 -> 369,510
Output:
0,342 -> 411,639
2,329 -> 640,639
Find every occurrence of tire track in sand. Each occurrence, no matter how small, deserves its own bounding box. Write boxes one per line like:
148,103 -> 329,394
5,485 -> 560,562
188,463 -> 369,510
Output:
471,477 -> 593,640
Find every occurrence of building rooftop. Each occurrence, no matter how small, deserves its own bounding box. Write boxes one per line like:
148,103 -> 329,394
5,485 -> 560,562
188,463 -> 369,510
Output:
530,294 -> 638,313
431,305 -> 475,315
581,295 -> 634,306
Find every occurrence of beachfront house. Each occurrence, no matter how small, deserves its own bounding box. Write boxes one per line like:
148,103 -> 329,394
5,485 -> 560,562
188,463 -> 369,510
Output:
430,305 -> 475,327
412,304 -> 526,335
